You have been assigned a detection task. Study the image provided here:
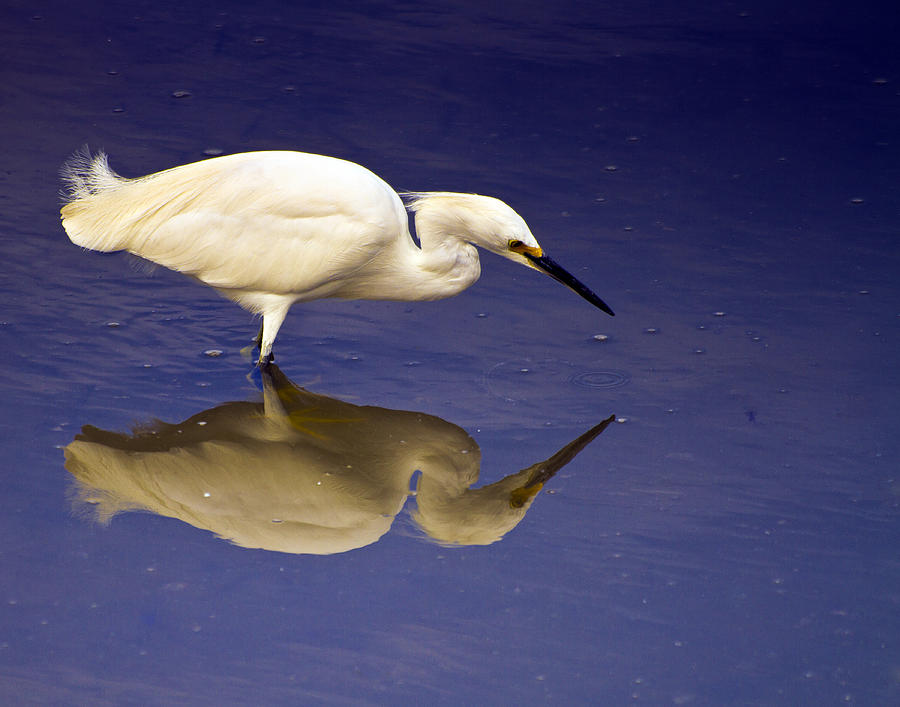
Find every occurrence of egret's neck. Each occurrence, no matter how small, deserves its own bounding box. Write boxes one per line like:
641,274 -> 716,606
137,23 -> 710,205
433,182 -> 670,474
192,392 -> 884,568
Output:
408,234 -> 481,300
330,230 -> 480,302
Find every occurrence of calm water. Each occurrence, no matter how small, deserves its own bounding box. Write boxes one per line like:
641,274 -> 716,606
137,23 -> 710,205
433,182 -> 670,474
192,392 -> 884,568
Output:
2,1 -> 898,704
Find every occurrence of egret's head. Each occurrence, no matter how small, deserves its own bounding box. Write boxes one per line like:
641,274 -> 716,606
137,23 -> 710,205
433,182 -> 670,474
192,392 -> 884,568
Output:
403,192 -> 540,260
403,191 -> 615,316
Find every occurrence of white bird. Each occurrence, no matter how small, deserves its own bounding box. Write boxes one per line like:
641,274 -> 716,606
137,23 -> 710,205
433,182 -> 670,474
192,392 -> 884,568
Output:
60,149 -> 614,365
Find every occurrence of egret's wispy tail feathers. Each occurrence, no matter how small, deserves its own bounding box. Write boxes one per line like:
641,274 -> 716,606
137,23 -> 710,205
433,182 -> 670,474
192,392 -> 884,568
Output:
60,146 -> 135,252
61,146 -> 125,202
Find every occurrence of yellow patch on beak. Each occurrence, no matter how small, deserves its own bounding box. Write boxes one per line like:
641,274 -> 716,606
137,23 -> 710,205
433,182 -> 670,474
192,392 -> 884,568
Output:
509,240 -> 543,258
509,482 -> 543,508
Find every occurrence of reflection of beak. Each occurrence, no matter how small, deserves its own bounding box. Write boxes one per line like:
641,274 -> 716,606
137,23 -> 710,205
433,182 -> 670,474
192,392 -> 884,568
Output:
509,414 -> 617,508
524,252 -> 615,316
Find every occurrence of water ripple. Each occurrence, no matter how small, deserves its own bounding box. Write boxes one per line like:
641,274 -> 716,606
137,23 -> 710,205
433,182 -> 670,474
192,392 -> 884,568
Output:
569,370 -> 631,389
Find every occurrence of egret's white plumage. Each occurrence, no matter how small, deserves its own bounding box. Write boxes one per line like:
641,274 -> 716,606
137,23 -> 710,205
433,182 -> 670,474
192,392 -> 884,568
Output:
61,149 -> 613,364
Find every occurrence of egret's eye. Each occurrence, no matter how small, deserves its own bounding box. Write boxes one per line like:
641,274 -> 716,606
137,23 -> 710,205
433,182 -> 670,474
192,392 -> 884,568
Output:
508,239 -> 524,251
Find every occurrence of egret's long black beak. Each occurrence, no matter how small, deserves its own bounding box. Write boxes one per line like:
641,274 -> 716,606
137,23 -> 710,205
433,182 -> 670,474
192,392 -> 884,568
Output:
524,252 -> 615,316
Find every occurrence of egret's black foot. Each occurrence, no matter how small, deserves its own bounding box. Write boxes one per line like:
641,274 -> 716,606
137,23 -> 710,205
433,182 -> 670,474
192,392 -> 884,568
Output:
258,351 -> 275,368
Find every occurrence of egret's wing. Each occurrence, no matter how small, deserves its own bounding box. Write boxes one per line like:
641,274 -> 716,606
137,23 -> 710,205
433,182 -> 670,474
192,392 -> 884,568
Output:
61,151 -> 407,295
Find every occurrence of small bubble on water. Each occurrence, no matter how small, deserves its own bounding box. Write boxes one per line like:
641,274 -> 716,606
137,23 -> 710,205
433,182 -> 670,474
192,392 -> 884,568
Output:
202,148 -> 224,156
643,327 -> 659,335
604,165 -> 618,172
203,349 -> 223,357
106,321 -> 120,328
592,334 -> 609,342
171,90 -> 192,98
849,197 -> 864,204
713,311 -> 726,317
693,348 -> 706,354
615,417 -> 628,424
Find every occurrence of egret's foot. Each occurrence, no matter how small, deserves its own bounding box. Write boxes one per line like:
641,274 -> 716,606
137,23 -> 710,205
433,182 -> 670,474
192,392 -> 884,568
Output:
258,351 -> 275,368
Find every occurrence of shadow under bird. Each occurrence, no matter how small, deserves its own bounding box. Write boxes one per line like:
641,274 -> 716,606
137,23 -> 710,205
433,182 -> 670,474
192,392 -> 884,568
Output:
60,149 -> 614,365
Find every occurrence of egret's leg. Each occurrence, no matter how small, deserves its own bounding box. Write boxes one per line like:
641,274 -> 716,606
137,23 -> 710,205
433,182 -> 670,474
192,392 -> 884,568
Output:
253,323 -> 264,349
258,303 -> 291,367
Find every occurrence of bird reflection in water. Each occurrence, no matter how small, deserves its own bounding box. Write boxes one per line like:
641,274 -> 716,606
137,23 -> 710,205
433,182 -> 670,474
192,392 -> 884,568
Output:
64,365 -> 614,555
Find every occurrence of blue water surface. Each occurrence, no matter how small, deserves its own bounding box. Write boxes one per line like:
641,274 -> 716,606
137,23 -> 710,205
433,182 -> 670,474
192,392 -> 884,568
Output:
1,1 -> 898,704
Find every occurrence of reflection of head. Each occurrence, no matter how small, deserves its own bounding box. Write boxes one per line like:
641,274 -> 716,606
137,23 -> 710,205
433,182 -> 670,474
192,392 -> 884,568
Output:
65,365 -> 613,554
413,469 -> 540,546
413,416 -> 615,546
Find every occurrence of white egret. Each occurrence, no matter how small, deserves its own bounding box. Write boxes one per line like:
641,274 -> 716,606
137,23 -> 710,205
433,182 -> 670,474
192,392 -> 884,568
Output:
61,149 -> 614,365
